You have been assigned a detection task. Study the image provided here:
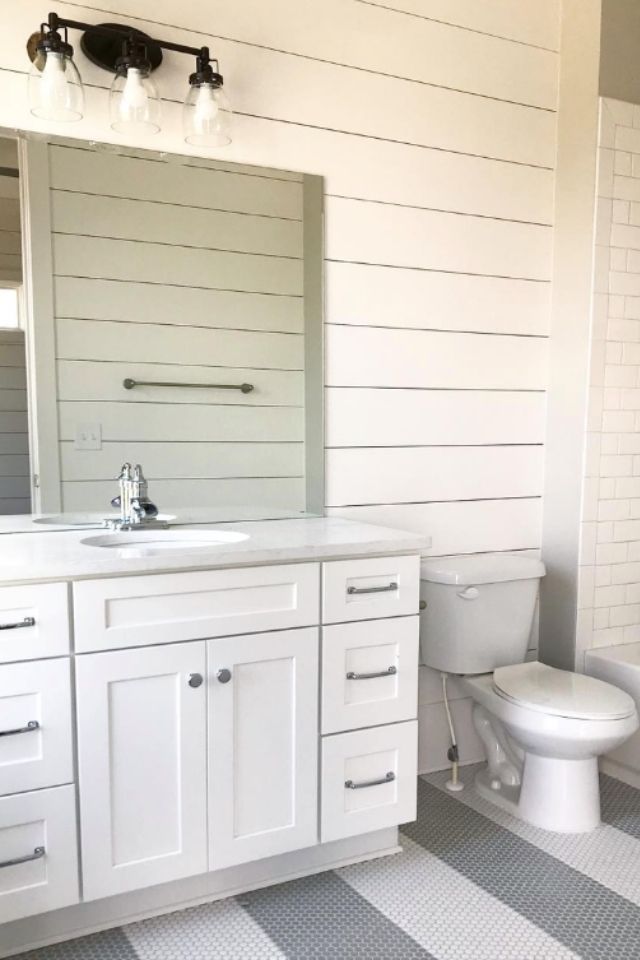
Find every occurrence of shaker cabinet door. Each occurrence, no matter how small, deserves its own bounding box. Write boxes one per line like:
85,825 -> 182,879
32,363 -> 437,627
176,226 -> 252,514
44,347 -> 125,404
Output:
208,627 -> 318,869
76,641 -> 208,901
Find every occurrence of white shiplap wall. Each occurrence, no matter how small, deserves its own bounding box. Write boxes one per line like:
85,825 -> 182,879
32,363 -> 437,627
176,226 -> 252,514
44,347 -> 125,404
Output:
0,0 -> 560,772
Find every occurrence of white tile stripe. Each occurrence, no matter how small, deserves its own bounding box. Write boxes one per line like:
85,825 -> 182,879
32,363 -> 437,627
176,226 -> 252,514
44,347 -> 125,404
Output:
338,835 -> 579,960
123,897 -> 286,960
425,766 -> 640,907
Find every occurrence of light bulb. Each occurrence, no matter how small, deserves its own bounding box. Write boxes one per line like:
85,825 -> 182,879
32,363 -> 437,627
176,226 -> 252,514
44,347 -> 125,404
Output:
119,68 -> 149,122
193,83 -> 219,131
109,63 -> 160,134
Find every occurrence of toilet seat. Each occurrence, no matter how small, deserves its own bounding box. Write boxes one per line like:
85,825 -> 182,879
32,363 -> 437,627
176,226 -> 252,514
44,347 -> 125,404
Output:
493,661 -> 635,721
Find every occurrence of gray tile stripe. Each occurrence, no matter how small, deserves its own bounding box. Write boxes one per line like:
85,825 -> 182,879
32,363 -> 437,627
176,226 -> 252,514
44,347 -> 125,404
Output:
238,868 -> 436,960
601,773 -> 640,841
14,927 -> 138,960
404,779 -> 640,960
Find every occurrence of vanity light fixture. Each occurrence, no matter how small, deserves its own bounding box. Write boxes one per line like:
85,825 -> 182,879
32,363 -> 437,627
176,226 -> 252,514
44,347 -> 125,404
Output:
27,12 -> 232,146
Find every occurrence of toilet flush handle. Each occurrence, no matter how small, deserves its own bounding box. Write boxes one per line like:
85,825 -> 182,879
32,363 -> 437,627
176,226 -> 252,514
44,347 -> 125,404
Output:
457,586 -> 479,600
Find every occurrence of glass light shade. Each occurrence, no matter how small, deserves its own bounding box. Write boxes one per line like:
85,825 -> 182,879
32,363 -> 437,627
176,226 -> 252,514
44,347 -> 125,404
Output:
109,65 -> 160,135
183,81 -> 232,147
28,49 -> 84,122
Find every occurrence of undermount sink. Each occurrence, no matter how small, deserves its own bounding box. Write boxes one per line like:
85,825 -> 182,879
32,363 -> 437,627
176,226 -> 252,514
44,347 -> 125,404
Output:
81,529 -> 249,557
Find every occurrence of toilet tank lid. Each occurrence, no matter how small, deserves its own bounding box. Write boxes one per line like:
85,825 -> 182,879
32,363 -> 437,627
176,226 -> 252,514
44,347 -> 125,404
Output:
420,554 -> 546,586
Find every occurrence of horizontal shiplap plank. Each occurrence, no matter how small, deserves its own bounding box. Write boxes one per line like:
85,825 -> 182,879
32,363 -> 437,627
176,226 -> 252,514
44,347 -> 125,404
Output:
52,235 -> 303,296
59,0 -> 557,107
359,0 -> 560,50
0,413 -> 28,433
0,498 -> 30,515
0,346 -> 27,368
54,278 -> 303,334
0,475 -> 29,498
326,326 -> 548,390
0,434 -> 29,454
0,367 -> 26,389
60,442 -> 304,481
58,402 -> 304,442
0,196 -> 20,231
62,477 -> 305,513
0,177 -> 18,200
0,388 -> 26,411
0,231 -> 20,255
57,361 -> 304,407
51,192 -> 303,258
326,198 -> 552,280
56,319 -> 304,371
325,388 -> 546,446
325,262 -> 551,334
325,446 -> 543,506
327,498 -> 542,555
0,454 -> 29,476
48,146 -> 303,218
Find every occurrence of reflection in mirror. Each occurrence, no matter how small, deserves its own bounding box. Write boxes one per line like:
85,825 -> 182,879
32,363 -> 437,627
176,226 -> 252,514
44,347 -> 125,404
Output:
8,135 -> 323,529
0,139 -> 30,516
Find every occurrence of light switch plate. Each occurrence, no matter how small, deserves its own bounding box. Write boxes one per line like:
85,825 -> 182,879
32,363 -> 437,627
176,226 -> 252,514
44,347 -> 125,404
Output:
75,422 -> 102,450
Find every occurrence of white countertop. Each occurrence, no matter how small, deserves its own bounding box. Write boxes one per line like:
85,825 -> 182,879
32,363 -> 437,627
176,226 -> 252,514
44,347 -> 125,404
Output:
0,517 -> 430,585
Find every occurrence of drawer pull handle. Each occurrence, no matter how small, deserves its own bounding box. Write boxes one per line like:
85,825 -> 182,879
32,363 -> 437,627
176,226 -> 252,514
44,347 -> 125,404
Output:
346,666 -> 397,680
217,668 -> 232,684
0,616 -> 35,631
0,720 -> 39,738
347,582 -> 398,596
345,771 -> 396,790
0,846 -> 45,869
188,673 -> 203,689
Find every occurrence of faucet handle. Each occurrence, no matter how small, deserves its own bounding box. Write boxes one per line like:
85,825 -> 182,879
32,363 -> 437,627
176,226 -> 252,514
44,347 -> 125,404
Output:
117,462 -> 133,481
133,464 -> 146,482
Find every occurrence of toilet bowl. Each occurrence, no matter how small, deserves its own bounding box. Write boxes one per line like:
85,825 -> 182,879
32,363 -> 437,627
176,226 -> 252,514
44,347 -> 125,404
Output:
463,663 -> 637,832
420,555 -> 639,833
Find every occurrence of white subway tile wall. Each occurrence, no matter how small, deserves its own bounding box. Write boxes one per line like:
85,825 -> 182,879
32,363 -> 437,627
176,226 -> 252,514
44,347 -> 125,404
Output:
579,98 -> 640,662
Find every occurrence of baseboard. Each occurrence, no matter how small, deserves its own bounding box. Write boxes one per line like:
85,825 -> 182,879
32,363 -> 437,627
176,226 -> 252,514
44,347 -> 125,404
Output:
1,828 -> 399,958
600,756 -> 640,790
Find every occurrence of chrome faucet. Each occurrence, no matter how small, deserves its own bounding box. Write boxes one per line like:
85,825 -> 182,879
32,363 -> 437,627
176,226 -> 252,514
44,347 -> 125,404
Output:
106,463 -> 166,531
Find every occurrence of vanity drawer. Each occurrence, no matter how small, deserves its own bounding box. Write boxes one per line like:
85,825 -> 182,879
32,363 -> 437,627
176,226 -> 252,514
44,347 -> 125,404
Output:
0,784 -> 79,923
322,555 -> 420,624
0,658 -> 73,797
322,617 -> 419,734
0,583 -> 70,663
73,563 -> 320,652
321,721 -> 417,842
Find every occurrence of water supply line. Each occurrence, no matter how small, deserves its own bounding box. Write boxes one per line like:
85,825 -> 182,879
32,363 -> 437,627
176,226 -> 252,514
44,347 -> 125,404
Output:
442,673 -> 464,792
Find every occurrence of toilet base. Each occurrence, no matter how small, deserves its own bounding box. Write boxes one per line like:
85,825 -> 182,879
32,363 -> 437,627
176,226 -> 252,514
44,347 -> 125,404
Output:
474,754 -> 601,833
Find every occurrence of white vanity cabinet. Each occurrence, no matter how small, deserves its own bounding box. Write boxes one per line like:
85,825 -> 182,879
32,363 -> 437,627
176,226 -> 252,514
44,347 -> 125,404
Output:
75,641 -> 209,902
0,543 -> 422,941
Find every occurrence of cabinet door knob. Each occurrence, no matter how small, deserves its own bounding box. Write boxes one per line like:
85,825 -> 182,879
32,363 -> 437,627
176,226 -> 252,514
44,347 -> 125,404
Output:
217,668 -> 232,684
188,672 -> 203,688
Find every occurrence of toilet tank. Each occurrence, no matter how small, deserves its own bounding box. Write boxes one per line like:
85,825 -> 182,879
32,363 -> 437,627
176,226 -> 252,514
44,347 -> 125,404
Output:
419,554 -> 545,675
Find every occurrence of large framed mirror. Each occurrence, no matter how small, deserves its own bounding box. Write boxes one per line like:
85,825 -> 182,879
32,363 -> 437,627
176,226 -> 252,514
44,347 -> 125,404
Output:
0,133 -> 323,530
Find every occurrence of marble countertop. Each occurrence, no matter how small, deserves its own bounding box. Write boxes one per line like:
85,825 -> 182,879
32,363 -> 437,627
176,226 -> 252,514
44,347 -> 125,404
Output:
0,517 -> 431,585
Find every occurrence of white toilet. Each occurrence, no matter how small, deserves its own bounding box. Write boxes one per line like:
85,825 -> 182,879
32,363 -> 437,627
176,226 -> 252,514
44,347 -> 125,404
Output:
420,554 -> 639,833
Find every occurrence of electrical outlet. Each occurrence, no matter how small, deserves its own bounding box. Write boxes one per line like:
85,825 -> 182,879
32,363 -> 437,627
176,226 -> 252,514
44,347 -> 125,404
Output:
75,422 -> 102,451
